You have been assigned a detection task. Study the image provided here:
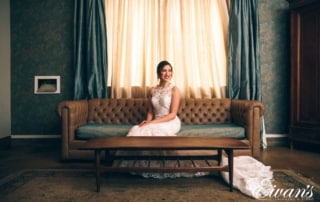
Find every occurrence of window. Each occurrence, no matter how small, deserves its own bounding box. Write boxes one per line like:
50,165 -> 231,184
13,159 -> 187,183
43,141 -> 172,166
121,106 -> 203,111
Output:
105,0 -> 229,98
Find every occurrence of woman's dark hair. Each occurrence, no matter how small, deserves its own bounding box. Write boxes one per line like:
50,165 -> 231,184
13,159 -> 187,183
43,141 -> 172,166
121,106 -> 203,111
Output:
157,60 -> 173,78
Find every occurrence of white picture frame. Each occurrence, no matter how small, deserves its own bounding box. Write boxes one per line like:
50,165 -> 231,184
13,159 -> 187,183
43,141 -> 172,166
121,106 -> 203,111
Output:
34,76 -> 60,94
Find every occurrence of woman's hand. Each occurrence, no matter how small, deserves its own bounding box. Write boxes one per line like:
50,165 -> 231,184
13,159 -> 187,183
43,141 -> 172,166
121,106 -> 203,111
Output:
139,120 -> 151,127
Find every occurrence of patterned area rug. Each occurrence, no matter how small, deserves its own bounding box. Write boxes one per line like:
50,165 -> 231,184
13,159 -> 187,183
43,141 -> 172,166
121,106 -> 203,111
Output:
0,169 -> 319,202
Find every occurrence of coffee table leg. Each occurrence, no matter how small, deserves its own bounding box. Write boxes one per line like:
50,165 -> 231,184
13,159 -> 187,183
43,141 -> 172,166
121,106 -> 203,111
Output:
225,149 -> 234,192
95,149 -> 101,192
217,149 -> 222,165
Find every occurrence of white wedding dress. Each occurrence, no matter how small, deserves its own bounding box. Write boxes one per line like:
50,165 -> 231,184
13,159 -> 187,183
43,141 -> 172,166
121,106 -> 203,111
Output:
220,155 -> 274,199
118,83 -> 208,178
127,83 -> 180,137
117,83 -> 274,198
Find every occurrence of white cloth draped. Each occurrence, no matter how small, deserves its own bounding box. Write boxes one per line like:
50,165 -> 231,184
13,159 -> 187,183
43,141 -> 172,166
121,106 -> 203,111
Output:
221,155 -> 274,199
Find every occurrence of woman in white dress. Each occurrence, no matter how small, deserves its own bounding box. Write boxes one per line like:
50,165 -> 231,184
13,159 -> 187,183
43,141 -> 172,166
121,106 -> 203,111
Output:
122,61 -> 274,198
123,60 -> 206,178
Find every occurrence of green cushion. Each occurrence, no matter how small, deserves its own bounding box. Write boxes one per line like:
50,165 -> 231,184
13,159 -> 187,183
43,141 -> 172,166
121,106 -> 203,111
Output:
76,123 -> 132,139
177,124 -> 245,138
76,123 -> 245,140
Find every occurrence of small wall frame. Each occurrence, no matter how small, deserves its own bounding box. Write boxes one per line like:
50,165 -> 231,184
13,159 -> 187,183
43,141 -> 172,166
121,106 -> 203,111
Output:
34,76 -> 60,94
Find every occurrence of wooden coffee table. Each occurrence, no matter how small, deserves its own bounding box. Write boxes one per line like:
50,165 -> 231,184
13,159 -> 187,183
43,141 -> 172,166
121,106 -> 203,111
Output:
81,136 -> 249,192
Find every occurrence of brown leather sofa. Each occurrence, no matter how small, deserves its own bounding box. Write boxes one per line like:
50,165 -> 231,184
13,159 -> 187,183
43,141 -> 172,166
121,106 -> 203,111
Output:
57,98 -> 265,160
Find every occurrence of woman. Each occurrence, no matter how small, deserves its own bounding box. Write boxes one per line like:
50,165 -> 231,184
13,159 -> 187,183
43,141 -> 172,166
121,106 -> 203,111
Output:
127,60 -> 181,137
120,61 -> 274,197
120,61 -> 273,198
120,60 -> 207,179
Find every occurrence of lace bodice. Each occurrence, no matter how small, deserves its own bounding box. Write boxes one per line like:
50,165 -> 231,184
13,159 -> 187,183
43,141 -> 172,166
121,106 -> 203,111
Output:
151,83 -> 174,118
127,82 -> 180,137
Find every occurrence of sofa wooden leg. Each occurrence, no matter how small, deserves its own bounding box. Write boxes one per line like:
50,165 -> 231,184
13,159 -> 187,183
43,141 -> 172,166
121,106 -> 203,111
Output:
95,149 -> 101,192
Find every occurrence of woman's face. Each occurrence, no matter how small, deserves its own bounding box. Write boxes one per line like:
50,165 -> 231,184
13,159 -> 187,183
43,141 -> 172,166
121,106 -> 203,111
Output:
159,65 -> 172,82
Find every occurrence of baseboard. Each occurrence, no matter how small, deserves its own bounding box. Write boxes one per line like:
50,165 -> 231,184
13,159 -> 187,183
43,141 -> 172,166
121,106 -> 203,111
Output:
11,134 -> 60,139
10,135 -> 60,145
8,135 -> 60,146
266,134 -> 289,147
0,136 -> 11,150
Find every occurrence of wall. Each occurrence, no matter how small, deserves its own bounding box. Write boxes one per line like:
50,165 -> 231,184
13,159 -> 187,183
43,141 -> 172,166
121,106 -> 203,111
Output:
11,0 -> 74,136
259,0 -> 290,134
0,0 -> 11,139
10,0 -> 290,137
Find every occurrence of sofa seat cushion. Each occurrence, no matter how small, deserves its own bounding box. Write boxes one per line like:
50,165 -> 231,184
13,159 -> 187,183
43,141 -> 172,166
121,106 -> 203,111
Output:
177,124 -> 245,138
76,123 -> 132,139
76,123 -> 245,140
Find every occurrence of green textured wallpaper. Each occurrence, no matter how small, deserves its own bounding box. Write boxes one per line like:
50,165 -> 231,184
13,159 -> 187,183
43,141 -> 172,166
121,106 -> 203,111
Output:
10,0 -> 290,135
11,0 -> 74,134
259,0 -> 290,134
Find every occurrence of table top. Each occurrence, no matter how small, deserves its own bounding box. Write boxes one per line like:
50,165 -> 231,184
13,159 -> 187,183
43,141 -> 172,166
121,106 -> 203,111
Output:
80,136 -> 250,150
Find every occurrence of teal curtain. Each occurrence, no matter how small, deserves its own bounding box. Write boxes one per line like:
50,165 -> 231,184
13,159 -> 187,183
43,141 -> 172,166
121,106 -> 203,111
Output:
227,0 -> 261,101
227,0 -> 267,148
74,0 -> 108,100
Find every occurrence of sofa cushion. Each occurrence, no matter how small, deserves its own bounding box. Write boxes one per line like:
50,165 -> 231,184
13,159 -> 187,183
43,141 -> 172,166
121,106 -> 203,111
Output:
76,123 -> 245,140
177,124 -> 245,138
76,123 -> 132,139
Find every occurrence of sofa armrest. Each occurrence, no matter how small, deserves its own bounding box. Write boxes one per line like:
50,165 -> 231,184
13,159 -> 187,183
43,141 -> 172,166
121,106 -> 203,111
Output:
230,99 -> 265,158
57,100 -> 89,159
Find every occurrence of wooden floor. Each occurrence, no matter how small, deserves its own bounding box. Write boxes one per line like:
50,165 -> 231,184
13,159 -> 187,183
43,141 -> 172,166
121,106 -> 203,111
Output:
0,139 -> 320,185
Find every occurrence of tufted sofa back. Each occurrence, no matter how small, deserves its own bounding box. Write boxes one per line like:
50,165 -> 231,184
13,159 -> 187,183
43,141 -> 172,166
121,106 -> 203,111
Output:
179,98 -> 231,124
87,98 -> 231,125
88,99 -> 148,124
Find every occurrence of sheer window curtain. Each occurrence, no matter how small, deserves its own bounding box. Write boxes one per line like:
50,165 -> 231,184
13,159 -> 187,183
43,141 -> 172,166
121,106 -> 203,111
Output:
105,0 -> 229,98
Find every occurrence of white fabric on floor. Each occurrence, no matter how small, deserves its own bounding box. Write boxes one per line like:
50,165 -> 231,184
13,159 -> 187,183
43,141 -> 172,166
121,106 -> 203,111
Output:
221,155 -> 274,199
